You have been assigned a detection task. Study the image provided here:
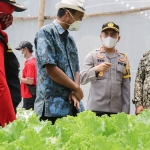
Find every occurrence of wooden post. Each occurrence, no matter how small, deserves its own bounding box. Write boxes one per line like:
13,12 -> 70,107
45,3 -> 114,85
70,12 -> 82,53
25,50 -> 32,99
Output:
38,0 -> 46,29
14,6 -> 150,21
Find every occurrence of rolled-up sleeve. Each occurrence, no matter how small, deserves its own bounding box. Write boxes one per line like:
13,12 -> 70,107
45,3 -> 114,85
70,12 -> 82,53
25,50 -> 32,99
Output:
34,29 -> 57,68
80,52 -> 97,85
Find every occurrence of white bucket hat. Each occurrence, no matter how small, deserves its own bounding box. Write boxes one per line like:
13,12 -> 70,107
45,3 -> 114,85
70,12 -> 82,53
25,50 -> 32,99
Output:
55,0 -> 88,17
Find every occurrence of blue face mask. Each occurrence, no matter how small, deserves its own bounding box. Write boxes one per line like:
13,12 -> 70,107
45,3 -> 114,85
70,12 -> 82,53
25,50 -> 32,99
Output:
19,50 -> 24,58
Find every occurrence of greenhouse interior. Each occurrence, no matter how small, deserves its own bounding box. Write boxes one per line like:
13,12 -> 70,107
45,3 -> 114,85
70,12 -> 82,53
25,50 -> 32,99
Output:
7,0 -> 150,114
1,0 -> 150,149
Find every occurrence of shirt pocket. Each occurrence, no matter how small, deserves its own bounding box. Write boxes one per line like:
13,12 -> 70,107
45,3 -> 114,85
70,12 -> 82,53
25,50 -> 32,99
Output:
117,65 -> 125,82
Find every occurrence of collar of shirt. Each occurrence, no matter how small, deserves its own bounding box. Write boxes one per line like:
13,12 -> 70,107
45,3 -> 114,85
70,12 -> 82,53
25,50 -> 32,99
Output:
100,47 -> 119,59
53,19 -> 69,37
26,55 -> 34,62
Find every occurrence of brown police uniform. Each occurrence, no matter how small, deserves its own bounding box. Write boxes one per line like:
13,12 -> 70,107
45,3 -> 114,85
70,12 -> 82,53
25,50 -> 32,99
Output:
80,22 -> 131,115
80,47 -> 131,114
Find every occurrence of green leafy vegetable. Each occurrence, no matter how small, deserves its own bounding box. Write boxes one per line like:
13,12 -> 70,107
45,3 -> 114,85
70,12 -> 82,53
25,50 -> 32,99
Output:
1,109 -> 150,150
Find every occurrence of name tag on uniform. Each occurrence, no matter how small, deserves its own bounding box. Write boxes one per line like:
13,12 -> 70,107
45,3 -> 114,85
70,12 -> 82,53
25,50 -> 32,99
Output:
118,62 -> 126,66
97,59 -> 105,63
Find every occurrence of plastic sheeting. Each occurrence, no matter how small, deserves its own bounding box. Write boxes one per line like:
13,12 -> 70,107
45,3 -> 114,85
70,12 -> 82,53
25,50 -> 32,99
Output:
6,0 -> 150,114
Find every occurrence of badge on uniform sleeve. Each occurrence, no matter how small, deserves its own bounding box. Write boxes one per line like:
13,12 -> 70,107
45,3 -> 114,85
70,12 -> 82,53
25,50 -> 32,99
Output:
98,72 -> 104,77
7,44 -> 13,52
123,54 -> 131,78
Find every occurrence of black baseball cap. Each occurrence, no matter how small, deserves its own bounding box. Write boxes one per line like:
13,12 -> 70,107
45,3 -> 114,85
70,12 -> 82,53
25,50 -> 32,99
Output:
0,0 -> 26,12
15,41 -> 33,51
102,22 -> 119,32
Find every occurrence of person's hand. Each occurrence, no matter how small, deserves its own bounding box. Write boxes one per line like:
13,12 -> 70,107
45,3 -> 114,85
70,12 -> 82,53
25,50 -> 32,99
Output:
135,106 -> 144,115
68,92 -> 80,110
19,77 -> 22,81
72,86 -> 84,101
95,62 -> 111,73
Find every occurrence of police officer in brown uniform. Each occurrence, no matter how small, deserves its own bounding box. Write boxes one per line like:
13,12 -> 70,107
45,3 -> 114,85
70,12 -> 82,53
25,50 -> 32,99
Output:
80,22 -> 131,116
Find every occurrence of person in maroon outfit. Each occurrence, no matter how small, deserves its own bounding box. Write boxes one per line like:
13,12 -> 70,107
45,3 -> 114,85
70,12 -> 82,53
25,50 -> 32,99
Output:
0,0 -> 26,127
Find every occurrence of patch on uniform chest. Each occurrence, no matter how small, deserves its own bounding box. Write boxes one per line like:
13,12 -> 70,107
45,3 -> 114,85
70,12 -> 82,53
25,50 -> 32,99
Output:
97,59 -> 105,63
97,54 -> 105,63
118,62 -> 126,66
119,58 -> 125,62
118,57 -> 126,66
97,54 -> 105,59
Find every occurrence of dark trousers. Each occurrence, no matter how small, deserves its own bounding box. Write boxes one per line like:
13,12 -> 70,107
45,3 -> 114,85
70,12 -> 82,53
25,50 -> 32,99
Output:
40,107 -> 63,125
12,100 -> 20,114
23,95 -> 36,110
92,111 -> 117,117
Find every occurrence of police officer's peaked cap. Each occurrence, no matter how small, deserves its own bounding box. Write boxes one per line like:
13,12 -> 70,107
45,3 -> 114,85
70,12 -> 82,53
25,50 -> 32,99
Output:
15,41 -> 33,50
102,22 -> 119,32
0,0 -> 26,12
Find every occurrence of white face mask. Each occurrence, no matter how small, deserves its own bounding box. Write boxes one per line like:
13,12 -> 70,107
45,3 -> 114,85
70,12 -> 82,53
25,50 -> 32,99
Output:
65,9 -> 82,31
68,21 -> 82,31
102,37 -> 118,48
19,50 -> 24,58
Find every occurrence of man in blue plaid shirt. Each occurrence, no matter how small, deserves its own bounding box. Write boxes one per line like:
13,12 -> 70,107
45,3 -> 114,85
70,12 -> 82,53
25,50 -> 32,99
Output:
34,0 -> 88,124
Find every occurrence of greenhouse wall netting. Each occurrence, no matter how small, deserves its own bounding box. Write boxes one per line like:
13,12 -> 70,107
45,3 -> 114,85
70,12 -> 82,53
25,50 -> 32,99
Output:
6,0 -> 150,114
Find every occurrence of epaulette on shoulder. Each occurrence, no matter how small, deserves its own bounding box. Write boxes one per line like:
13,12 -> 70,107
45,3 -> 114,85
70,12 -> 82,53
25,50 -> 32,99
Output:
119,52 -> 124,55
90,49 -> 99,55
143,50 -> 150,57
119,53 -> 129,61
119,52 -> 126,57
94,48 -> 100,51
7,44 -> 13,52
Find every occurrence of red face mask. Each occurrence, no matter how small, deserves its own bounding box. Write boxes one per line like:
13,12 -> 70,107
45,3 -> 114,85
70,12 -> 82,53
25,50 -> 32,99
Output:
0,12 -> 13,30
